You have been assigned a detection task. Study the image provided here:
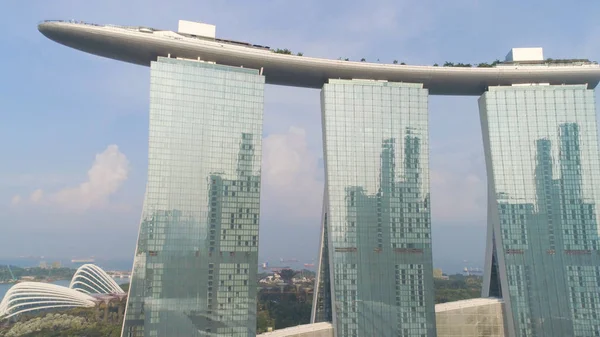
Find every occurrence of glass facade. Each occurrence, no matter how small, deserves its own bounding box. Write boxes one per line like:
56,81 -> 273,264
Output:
480,85 -> 600,337
317,79 -> 436,337
122,57 -> 265,337
312,188 -> 332,324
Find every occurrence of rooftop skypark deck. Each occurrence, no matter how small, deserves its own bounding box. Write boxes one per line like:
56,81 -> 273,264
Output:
38,20 -> 600,95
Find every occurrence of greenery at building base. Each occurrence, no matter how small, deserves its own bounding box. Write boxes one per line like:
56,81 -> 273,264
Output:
0,271 -> 483,336
119,283 -> 130,293
0,309 -> 121,337
434,274 -> 482,304
257,287 -> 312,333
256,272 -> 483,332
257,269 -> 313,334
0,283 -> 129,336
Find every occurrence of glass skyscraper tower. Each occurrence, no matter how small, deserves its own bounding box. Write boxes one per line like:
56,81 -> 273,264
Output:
480,85 -> 600,337
314,80 -> 436,337
122,57 -> 265,337
37,22 -> 600,337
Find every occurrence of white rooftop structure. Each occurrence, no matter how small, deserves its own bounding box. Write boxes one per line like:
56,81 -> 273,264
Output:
254,299 -> 505,337
505,47 -> 544,62
177,20 -> 215,38
435,297 -> 503,312
436,298 -> 505,337
258,322 -> 334,337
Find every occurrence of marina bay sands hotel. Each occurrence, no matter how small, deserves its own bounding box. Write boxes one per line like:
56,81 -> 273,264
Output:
39,20 -> 600,337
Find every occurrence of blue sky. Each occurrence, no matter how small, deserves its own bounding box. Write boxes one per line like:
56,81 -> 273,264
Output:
1,0 -> 600,272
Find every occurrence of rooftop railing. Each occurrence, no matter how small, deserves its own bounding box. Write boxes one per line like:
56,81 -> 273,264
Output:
499,59 -> 598,67
40,21 -> 597,67
40,20 -> 143,31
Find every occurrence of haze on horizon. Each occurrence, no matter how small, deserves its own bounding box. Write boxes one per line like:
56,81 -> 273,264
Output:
2,0 -> 600,273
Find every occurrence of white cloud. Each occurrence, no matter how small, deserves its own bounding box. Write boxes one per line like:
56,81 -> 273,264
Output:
20,145 -> 130,212
10,195 -> 21,206
261,127 -> 324,221
429,149 -> 486,225
29,189 -> 44,202
259,125 -> 487,227
0,173 -> 71,188
430,170 -> 486,224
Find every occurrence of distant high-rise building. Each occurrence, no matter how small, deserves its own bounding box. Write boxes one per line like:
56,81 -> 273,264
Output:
122,57 -> 265,337
480,85 -> 600,337
314,80 -> 436,337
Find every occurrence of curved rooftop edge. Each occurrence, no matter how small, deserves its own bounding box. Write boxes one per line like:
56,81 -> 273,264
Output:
0,282 -> 97,319
38,20 -> 600,96
0,264 -> 125,320
69,264 -> 126,295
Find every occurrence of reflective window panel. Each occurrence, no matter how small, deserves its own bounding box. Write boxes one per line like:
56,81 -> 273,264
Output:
122,57 -> 264,337
480,85 -> 600,337
320,79 -> 436,337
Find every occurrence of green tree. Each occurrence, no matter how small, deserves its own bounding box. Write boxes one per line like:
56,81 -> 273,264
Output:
360,58 -> 366,62
434,275 -> 482,304
120,283 -> 130,292
278,269 -> 296,283
393,60 -> 398,64
273,48 -> 292,55
257,310 -> 275,333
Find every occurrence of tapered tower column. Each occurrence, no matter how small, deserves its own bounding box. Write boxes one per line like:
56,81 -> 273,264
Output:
312,187 -> 332,324
480,84 -> 600,337
122,57 -> 265,337
314,79 -> 436,337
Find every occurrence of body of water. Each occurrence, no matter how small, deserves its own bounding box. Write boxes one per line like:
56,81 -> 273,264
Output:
0,258 -> 133,271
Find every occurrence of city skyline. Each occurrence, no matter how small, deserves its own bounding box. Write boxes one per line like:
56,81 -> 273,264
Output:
4,0 -> 600,273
